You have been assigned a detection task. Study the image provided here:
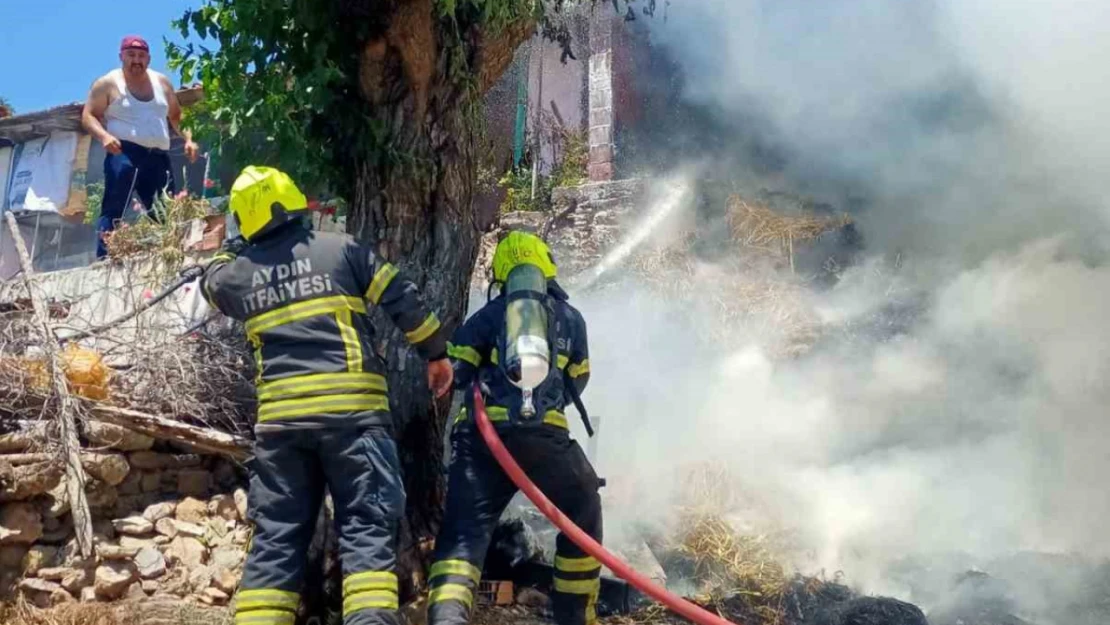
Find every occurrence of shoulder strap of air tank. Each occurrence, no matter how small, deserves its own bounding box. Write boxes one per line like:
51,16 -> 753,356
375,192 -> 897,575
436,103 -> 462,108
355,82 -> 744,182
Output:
563,369 -> 594,437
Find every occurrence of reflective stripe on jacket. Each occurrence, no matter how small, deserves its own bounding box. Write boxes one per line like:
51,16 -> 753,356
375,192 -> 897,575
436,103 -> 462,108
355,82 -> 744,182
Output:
201,220 -> 447,428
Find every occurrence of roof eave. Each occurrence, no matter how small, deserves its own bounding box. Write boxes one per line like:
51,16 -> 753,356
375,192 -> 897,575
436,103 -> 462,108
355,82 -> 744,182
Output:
0,85 -> 205,145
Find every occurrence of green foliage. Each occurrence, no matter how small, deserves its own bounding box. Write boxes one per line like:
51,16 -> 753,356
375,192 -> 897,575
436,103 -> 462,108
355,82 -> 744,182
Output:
550,129 -> 588,188
166,0 -> 645,203
165,1 -> 368,197
330,197 -> 349,218
84,181 -> 105,225
167,0 -> 552,200
498,167 -> 542,213
103,190 -> 215,278
497,128 -> 587,213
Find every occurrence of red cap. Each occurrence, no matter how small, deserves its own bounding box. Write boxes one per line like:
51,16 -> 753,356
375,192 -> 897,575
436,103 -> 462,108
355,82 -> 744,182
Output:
120,35 -> 149,52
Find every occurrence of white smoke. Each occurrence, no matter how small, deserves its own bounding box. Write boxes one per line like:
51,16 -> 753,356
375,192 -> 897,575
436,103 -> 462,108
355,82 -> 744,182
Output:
642,0 -> 1110,260
554,0 -> 1110,619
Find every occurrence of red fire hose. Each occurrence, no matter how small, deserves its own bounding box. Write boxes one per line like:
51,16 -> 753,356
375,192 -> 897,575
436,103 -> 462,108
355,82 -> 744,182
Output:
471,386 -> 741,625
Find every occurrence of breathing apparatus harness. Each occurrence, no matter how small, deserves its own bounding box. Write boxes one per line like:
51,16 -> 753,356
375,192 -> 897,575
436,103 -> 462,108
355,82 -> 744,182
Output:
486,263 -> 593,437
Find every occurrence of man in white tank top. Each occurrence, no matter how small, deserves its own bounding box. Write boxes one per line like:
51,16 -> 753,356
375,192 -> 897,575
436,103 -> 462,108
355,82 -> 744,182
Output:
81,35 -> 200,259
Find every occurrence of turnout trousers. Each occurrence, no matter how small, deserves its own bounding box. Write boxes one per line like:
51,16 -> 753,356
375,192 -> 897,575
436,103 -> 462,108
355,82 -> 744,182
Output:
428,426 -> 603,625
234,424 -> 405,625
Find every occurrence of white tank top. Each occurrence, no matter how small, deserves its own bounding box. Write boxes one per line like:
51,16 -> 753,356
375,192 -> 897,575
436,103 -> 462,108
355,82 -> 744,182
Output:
104,70 -> 171,151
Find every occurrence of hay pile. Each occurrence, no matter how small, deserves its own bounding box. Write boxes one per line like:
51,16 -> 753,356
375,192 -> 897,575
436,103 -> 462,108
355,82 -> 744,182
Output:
577,191 -> 856,359
725,196 -> 851,273
618,509 -> 857,625
676,515 -> 793,619
669,464 -> 802,623
479,190 -> 854,358
0,599 -> 128,625
604,463 -> 867,625
624,243 -> 822,359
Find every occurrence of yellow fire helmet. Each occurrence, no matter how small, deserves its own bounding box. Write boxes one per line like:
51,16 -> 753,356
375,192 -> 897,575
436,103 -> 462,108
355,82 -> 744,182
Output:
491,231 -> 558,283
228,165 -> 309,241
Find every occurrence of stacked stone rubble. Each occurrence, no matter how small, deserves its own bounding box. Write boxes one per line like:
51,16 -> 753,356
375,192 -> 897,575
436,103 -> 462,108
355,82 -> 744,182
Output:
0,422 -> 249,608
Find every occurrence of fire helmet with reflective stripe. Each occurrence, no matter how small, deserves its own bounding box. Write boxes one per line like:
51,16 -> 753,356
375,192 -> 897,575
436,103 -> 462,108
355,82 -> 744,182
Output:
228,166 -> 309,241
492,231 -> 557,283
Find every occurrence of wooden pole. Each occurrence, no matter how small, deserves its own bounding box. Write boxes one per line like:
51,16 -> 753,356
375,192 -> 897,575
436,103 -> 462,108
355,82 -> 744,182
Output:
89,405 -> 251,461
4,211 -> 94,557
30,213 -> 41,266
531,37 -> 544,201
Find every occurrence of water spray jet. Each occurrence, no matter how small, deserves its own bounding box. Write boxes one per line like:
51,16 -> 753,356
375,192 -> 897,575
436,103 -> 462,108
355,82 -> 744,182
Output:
568,178 -> 693,293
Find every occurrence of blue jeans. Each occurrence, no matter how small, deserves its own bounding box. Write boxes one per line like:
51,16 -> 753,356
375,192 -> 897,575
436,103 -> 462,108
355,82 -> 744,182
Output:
96,141 -> 175,258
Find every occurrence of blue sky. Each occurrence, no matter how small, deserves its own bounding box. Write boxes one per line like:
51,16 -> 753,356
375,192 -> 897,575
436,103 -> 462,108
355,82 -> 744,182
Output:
0,0 -> 204,114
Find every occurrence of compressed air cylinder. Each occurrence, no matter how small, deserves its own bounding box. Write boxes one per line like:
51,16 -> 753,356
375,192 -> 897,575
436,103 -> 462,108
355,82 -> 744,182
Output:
503,263 -> 550,416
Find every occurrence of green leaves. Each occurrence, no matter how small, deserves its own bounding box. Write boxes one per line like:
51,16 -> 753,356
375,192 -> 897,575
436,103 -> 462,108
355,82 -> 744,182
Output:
181,58 -> 198,85
437,0 -> 458,18
164,0 -> 595,201
174,15 -> 190,40
165,0 -> 345,193
440,0 -> 540,33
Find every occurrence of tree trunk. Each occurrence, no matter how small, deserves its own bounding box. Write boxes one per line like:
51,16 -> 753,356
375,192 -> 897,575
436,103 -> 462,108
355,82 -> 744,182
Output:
349,95 -> 482,602
296,103 -> 479,625
298,22 -> 483,625
291,4 -> 536,621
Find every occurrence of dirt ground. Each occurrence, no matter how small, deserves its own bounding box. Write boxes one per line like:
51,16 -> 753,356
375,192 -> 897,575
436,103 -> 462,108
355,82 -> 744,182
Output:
0,600 -> 590,625
0,600 -> 668,625
0,598 -> 231,625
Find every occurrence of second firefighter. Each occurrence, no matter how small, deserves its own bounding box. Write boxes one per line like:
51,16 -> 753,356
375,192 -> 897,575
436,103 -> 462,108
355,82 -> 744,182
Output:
429,231 -> 603,625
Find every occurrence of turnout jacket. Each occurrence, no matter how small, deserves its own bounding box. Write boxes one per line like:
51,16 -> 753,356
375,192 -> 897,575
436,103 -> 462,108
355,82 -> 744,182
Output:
201,220 -> 447,429
448,281 -> 589,431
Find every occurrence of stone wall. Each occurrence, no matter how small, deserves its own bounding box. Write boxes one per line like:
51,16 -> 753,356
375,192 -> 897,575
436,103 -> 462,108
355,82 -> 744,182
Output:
0,422 -> 248,609
546,179 -> 645,279
473,178 -> 646,292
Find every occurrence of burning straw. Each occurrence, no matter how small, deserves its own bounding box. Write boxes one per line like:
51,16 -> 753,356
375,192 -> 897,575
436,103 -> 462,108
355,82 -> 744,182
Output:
625,243 -> 822,359
626,511 -> 851,625
609,464 -> 853,625
671,464 -> 795,603
675,515 -> 791,622
725,195 -> 851,273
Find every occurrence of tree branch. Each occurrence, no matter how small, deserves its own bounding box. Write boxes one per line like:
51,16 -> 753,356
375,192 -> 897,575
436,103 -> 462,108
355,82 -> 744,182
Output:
89,404 -> 252,461
475,18 -> 538,94
4,212 -> 94,557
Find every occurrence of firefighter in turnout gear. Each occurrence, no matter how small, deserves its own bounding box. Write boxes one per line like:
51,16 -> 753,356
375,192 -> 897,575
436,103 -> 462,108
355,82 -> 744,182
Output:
429,231 -> 602,625
200,166 -> 454,625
